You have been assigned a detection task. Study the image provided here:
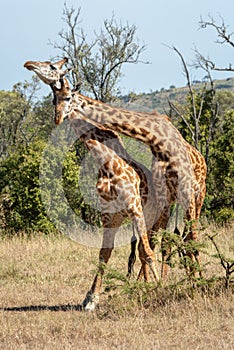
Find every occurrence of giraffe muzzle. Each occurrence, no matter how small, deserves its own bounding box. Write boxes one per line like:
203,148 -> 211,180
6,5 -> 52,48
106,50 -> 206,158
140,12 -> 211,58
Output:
24,61 -> 37,71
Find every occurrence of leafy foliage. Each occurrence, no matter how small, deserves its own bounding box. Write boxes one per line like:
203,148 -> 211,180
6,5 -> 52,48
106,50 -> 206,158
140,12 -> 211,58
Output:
0,89 -> 28,157
207,110 -> 234,223
173,89 -> 234,222
1,9 -> 234,234
0,140 -> 54,233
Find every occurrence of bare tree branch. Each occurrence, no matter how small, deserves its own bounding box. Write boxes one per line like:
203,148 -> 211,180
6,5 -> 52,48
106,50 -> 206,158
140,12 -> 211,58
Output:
166,45 -> 219,167
207,233 -> 234,288
168,100 -> 196,145
167,45 -> 201,149
50,4 -> 148,102
198,15 -> 234,72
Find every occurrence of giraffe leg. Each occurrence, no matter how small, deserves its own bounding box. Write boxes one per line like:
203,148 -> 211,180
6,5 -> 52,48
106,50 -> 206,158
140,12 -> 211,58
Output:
82,213 -> 124,311
133,215 -> 159,283
159,208 -> 172,280
127,228 -> 154,280
139,205 -> 181,282
136,209 -> 169,282
183,194 -> 203,278
161,236 -> 172,280
136,207 -> 170,281
136,234 -> 150,281
137,227 -> 159,281
137,239 -> 150,282
190,180 -> 206,278
127,226 -> 137,278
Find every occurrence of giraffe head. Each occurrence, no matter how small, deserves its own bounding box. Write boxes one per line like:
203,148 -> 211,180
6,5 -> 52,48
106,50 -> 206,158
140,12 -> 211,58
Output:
51,77 -> 75,125
24,57 -> 69,89
24,57 -> 77,124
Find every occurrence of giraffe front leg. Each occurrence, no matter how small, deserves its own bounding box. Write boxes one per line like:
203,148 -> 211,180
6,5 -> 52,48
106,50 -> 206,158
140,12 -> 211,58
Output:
82,242 -> 115,312
82,213 -> 123,311
82,246 -> 113,311
182,224 -> 201,278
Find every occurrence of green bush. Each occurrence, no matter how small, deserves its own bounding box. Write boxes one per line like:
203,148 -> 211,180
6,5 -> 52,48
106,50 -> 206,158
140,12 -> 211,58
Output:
0,141 -> 55,233
0,138 -> 102,235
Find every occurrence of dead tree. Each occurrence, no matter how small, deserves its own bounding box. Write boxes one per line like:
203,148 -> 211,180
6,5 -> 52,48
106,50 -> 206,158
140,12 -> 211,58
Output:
198,15 -> 234,72
168,46 -> 219,168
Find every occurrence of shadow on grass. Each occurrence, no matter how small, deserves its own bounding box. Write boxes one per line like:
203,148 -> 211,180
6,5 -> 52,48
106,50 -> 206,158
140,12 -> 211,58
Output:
0,304 -> 83,312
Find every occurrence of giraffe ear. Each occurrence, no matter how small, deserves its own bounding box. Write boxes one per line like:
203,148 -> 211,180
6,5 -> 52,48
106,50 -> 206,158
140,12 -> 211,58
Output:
61,77 -> 71,90
60,67 -> 72,78
73,82 -> 82,92
50,80 -> 63,90
50,76 -> 70,91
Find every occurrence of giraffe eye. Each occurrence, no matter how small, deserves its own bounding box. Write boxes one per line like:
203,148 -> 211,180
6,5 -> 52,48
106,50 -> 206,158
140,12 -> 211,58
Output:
50,64 -> 56,71
64,97 -> 71,101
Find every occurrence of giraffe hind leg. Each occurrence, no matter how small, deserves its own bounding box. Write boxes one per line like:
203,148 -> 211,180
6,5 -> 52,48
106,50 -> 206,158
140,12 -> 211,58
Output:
127,229 -> 137,277
131,213 -> 159,283
182,197 -> 203,279
138,233 -> 159,283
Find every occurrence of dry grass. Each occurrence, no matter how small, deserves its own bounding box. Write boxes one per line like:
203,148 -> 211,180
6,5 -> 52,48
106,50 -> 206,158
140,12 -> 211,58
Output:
0,225 -> 233,350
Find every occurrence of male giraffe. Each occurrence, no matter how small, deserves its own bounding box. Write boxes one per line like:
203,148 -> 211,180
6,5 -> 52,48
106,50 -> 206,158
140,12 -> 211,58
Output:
25,59 -> 162,310
53,77 -> 206,280
55,74 -> 206,279
24,58 -> 206,276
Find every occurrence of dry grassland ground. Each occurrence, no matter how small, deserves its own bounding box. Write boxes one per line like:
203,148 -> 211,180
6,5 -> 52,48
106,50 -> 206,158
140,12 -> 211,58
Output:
0,225 -> 233,350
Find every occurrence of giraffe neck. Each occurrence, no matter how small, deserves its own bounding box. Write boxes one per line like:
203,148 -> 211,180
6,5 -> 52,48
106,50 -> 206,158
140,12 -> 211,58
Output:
71,93 -> 187,161
69,118 -> 151,182
71,118 -> 130,162
69,93 -> 196,210
69,117 -> 153,211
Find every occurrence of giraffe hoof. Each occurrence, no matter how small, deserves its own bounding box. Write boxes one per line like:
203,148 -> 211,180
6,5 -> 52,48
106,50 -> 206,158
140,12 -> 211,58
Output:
82,291 -> 99,312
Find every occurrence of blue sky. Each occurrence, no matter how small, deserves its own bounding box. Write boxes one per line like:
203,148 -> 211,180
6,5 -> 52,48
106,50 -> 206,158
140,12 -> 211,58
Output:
1,0 -> 234,96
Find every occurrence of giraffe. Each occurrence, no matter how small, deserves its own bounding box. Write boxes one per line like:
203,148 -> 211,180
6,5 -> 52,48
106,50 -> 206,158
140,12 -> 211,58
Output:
69,117 -> 159,310
55,82 -> 181,282
57,82 -> 206,279
51,75 -> 205,280
24,58 -> 207,279
24,60 -> 162,310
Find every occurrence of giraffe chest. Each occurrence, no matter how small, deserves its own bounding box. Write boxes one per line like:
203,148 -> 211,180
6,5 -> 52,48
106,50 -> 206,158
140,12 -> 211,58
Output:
96,160 -> 141,214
